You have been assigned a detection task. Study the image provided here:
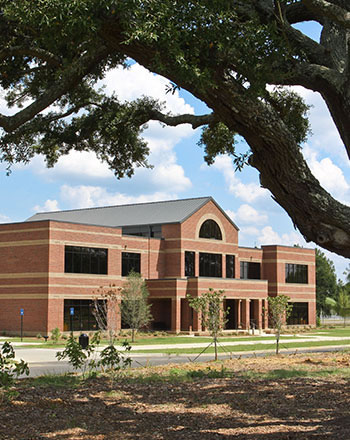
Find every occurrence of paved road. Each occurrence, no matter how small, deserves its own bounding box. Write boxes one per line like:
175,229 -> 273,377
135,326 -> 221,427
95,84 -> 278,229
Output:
12,343 -> 350,378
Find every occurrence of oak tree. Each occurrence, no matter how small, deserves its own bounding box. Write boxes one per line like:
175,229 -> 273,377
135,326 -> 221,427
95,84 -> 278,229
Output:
0,1 -> 349,256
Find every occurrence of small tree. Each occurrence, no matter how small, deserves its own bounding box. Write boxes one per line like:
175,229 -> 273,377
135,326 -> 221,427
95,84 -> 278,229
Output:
266,295 -> 293,355
121,271 -> 152,342
325,288 -> 350,326
187,288 -> 228,361
93,284 -> 121,345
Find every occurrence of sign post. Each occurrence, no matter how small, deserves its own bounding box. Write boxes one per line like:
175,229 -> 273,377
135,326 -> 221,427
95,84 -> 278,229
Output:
70,307 -> 74,336
20,308 -> 24,342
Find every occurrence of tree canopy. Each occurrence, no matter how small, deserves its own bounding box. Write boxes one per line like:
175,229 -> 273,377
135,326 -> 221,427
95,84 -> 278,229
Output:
0,1 -> 349,256
315,248 -> 338,316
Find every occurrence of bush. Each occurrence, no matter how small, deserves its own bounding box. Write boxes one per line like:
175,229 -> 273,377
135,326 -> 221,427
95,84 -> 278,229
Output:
0,342 -> 29,402
51,327 -> 61,343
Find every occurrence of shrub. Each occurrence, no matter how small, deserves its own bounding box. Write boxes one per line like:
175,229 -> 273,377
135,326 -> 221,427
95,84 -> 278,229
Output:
0,342 -> 29,402
51,327 -> 61,343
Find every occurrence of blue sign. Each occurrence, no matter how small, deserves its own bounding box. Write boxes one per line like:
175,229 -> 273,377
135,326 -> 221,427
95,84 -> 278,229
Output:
70,307 -> 74,316
20,308 -> 24,316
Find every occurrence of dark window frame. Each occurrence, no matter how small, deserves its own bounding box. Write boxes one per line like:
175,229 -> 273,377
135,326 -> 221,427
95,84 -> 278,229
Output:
226,255 -> 235,278
199,219 -> 222,240
287,302 -> 309,325
65,245 -> 108,275
185,251 -> 195,277
285,264 -> 308,284
199,252 -> 222,278
240,261 -> 261,280
122,252 -> 141,276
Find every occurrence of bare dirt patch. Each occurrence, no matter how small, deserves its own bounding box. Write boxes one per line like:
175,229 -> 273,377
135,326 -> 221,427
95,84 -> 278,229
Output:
2,352 -> 350,439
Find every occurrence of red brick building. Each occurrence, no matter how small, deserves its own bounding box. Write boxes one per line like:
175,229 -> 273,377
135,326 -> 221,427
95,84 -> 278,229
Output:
0,197 -> 316,335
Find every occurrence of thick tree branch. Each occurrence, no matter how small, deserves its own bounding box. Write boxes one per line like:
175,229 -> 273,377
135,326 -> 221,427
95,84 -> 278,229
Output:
0,46 -> 109,133
0,46 -> 62,67
304,0 -> 350,29
149,110 -> 215,129
285,2 -> 323,24
281,21 -> 332,67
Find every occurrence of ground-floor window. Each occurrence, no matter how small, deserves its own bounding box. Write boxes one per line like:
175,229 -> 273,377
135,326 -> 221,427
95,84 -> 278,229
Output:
287,302 -> 309,325
63,299 -> 100,332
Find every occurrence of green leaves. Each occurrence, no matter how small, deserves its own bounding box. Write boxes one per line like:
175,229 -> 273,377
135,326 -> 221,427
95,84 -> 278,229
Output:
198,122 -> 236,165
0,342 -> 29,389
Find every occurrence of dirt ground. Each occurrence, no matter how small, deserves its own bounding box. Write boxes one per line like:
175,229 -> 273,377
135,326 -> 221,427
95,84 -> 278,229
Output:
1,352 -> 350,440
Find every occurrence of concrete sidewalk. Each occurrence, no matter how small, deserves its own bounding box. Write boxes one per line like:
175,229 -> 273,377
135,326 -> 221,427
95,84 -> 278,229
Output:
4,334 -> 349,365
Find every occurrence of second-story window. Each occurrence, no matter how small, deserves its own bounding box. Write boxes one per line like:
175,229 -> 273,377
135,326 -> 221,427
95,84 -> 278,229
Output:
226,255 -> 235,278
122,252 -> 141,276
65,246 -> 108,275
185,251 -> 195,277
199,219 -> 222,240
240,261 -> 261,280
285,264 -> 308,283
199,253 -> 222,277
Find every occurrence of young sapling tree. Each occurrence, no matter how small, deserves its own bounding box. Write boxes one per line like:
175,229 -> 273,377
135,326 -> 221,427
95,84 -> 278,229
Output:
121,271 -> 152,342
187,288 -> 228,361
265,295 -> 293,355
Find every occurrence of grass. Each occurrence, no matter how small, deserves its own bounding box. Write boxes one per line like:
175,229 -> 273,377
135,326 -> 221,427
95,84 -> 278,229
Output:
28,373 -> 83,388
3,326 -> 350,350
131,338 -> 350,354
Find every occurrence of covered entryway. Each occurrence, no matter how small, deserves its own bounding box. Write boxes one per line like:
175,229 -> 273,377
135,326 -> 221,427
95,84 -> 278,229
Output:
150,298 -> 171,330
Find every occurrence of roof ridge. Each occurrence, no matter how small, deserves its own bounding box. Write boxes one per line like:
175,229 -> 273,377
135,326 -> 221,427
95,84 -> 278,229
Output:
32,196 -> 212,216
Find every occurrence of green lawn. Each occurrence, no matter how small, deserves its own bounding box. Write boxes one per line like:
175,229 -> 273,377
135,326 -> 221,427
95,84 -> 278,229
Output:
131,338 -> 350,354
3,326 -> 350,350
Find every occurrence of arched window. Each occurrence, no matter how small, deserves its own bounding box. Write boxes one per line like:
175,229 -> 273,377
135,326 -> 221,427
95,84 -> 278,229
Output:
199,219 -> 222,240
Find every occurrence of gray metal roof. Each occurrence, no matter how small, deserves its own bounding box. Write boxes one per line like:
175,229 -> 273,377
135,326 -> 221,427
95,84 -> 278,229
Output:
26,197 -> 215,228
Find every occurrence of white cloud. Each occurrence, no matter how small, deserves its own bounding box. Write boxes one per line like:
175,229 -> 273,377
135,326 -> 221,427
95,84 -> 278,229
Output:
257,226 -> 307,247
27,151 -> 114,181
212,155 -> 269,203
21,63 -> 194,197
228,204 -> 268,225
33,199 -> 60,213
101,63 -> 193,115
303,145 -> 350,205
291,86 -> 344,159
59,184 -> 178,209
0,213 -> 11,223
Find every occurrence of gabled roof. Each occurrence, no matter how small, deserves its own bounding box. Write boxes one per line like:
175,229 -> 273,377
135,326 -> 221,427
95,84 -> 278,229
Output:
27,196 -> 227,228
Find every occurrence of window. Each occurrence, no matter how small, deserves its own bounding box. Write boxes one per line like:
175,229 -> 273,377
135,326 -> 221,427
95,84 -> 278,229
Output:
285,264 -> 308,283
287,302 -> 309,325
199,219 -> 222,240
185,251 -> 195,277
65,246 -> 108,275
240,261 -> 261,280
122,252 -> 141,276
226,255 -> 235,278
199,253 -> 222,277
64,299 -> 100,331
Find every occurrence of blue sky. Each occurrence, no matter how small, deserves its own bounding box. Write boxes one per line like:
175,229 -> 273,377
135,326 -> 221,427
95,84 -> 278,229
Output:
0,20 -> 349,279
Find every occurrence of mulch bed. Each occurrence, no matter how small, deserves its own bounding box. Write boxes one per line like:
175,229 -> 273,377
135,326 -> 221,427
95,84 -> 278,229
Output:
1,352 -> 350,439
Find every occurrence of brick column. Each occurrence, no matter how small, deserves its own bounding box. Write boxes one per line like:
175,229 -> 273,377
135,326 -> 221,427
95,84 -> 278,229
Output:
192,310 -> 200,332
171,298 -> 181,333
195,253 -> 199,277
241,299 -> 250,330
308,301 -> 316,326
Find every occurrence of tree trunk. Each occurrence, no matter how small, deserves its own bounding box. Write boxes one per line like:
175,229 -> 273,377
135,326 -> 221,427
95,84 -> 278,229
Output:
214,335 -> 218,361
276,330 -> 280,356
